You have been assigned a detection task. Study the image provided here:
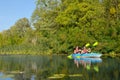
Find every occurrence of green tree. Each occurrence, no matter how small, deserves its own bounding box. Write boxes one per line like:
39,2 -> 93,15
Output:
32,0 -> 60,31
10,18 -> 31,38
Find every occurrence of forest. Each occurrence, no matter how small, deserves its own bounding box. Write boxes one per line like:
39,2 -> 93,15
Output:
0,0 -> 120,55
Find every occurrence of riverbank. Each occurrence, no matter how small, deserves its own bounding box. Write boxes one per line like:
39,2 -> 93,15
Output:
0,51 -> 120,58
0,50 -> 51,55
102,53 -> 120,58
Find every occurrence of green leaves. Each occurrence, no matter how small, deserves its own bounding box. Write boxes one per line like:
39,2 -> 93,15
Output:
55,2 -> 94,26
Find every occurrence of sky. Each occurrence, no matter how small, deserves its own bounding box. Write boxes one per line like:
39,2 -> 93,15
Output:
0,0 -> 36,32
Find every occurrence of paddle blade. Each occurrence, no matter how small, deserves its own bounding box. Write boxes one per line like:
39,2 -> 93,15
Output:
85,43 -> 90,47
86,65 -> 90,70
93,42 -> 98,47
76,56 -> 80,58
67,54 -> 72,59
94,66 -> 99,72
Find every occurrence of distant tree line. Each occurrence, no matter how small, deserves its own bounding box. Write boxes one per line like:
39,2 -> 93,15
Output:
0,0 -> 120,54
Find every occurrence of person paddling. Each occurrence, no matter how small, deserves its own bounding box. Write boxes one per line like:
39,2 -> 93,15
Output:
81,46 -> 87,53
81,46 -> 91,54
73,46 -> 82,54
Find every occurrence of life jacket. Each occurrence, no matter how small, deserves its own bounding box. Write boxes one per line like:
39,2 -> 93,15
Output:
82,49 -> 88,53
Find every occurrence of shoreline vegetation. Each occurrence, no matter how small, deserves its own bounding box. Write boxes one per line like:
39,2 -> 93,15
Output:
102,53 -> 120,58
0,50 -> 120,58
0,0 -> 120,55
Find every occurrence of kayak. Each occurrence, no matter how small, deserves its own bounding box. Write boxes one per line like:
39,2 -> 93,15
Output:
74,58 -> 102,63
72,52 -> 102,58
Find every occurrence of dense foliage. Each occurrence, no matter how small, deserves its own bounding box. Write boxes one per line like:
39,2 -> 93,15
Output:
0,0 -> 120,54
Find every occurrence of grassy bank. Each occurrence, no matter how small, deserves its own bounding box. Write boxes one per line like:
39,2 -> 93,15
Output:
0,45 -> 53,55
0,45 -> 120,57
102,53 -> 120,58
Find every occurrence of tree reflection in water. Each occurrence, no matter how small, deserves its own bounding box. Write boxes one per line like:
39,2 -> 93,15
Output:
0,55 -> 119,80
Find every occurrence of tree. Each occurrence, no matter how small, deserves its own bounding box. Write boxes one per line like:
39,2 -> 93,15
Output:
10,17 -> 31,38
31,0 -> 60,31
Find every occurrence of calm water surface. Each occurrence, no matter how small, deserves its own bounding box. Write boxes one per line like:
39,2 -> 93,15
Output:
0,55 -> 119,80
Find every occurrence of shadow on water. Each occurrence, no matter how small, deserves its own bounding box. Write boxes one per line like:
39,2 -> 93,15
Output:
0,55 -> 119,80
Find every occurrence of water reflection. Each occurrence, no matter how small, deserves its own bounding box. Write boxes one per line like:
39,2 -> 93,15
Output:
74,58 -> 102,72
0,55 -> 119,80
74,58 -> 102,68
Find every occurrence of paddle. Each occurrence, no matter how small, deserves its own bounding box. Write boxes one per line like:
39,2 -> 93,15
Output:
91,41 -> 99,53
85,43 -> 90,47
85,41 -> 98,47
85,41 -> 99,52
93,41 -> 98,47
67,54 -> 73,59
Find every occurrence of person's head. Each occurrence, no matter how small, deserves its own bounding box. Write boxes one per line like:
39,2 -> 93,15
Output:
73,47 -> 76,50
76,46 -> 79,48
83,46 -> 86,49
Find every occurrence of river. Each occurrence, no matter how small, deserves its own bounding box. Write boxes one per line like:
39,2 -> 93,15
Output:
0,55 -> 119,80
